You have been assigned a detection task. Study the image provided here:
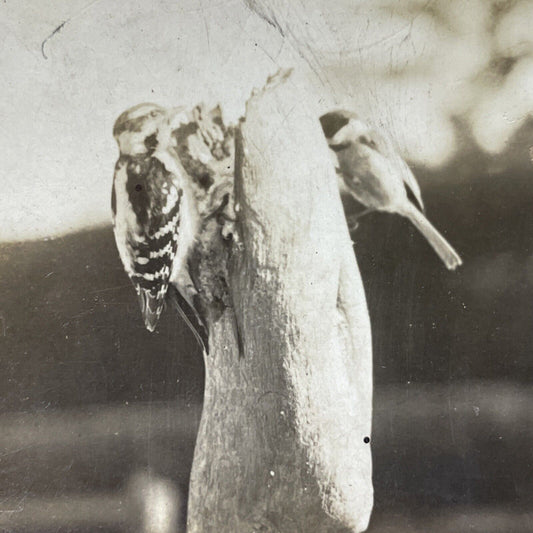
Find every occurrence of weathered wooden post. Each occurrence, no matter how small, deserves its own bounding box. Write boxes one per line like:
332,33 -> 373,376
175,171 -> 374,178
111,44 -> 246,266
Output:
187,70 -> 373,532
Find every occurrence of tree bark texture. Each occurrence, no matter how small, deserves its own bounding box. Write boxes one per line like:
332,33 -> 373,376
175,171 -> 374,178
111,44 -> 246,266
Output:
187,71 -> 373,533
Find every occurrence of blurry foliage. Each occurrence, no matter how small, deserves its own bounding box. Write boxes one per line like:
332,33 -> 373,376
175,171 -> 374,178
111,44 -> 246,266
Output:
388,0 -> 533,159
280,0 -> 533,165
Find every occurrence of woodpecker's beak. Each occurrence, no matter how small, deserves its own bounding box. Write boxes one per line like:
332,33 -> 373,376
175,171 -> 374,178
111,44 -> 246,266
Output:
167,106 -> 189,128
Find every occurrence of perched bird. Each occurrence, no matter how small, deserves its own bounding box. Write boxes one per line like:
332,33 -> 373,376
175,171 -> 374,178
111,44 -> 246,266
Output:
320,109 -> 462,270
111,103 -> 207,350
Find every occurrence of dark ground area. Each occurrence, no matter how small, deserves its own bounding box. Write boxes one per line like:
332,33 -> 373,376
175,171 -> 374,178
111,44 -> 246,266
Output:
1,122 -> 532,531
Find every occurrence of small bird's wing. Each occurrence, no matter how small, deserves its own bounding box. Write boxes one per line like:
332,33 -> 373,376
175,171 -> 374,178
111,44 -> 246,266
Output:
112,155 -> 183,332
369,125 -> 425,212
398,157 -> 424,212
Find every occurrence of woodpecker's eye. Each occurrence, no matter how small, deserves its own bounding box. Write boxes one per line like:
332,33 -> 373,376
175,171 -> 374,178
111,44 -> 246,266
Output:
359,135 -> 377,149
135,184 -> 143,192
144,133 -> 158,152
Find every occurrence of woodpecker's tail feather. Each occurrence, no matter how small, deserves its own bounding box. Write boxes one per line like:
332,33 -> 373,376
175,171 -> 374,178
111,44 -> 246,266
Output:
136,289 -> 165,332
401,203 -> 462,270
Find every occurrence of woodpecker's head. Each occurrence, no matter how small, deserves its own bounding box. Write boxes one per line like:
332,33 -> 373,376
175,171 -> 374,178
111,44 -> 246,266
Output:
113,103 -> 186,156
319,110 -> 379,155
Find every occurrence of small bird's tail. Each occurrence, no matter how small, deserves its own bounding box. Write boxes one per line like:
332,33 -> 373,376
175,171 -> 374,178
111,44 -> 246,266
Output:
401,204 -> 462,270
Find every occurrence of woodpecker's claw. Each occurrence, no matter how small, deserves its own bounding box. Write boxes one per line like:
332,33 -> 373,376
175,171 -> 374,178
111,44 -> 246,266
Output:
218,204 -> 241,247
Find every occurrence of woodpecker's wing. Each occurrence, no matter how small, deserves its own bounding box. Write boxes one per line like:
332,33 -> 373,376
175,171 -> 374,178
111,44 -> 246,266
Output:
112,154 -> 183,331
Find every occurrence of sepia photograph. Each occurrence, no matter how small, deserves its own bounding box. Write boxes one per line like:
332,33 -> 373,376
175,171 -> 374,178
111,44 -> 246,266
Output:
1,1 -> 533,531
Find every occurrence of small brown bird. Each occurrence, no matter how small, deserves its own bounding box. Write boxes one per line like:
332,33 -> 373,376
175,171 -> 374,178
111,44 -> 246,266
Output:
320,109 -> 462,270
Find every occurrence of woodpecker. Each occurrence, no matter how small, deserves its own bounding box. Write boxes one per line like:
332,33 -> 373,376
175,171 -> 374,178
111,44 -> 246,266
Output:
320,109 -> 462,270
111,103 -> 207,351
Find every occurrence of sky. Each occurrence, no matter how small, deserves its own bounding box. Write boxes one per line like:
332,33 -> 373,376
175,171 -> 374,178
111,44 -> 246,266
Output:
1,0 -> 532,242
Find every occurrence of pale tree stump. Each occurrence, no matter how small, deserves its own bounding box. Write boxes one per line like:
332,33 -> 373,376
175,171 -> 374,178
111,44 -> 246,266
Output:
187,70 -> 373,533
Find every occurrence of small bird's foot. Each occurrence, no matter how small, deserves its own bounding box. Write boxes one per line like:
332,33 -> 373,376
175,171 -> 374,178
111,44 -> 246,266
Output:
347,215 -> 360,232
347,208 -> 374,232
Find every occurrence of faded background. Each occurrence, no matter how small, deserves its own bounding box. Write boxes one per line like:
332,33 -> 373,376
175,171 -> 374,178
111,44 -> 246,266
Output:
1,0 -> 533,531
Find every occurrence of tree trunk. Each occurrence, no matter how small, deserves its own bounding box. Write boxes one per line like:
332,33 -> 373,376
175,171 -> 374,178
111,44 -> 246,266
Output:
187,70 -> 373,533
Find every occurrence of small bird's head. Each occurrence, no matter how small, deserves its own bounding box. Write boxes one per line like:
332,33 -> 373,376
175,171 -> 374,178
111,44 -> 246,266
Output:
319,110 -> 379,154
113,103 -> 185,156
320,109 -> 426,213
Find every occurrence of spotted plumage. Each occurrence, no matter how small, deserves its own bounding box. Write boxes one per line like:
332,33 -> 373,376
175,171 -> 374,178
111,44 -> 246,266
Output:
112,155 -> 185,330
111,103 -> 205,345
